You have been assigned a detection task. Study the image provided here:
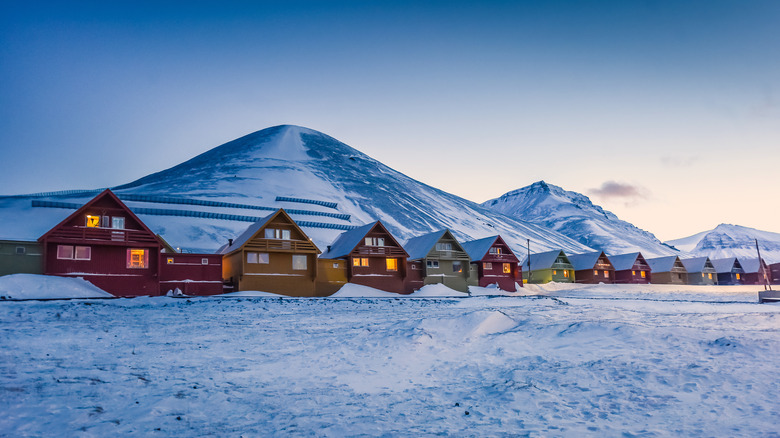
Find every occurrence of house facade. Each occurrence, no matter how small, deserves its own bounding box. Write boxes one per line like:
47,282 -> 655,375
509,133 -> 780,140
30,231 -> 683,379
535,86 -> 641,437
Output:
739,258 -> 772,286
160,253 -> 224,295
646,256 -> 688,284
220,209 -> 321,296
320,221 -> 408,294
711,257 -> 745,285
567,251 -> 614,284
0,240 -> 43,276
403,229 -> 472,293
461,235 -> 521,291
770,263 -> 780,285
608,252 -> 652,284
522,249 -> 575,284
681,257 -> 718,285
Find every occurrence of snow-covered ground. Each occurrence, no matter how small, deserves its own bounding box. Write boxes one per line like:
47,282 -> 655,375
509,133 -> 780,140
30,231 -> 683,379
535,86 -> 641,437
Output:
1,283 -> 779,436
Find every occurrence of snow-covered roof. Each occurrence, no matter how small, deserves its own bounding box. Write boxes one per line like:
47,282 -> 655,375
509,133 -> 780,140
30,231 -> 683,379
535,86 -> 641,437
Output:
645,256 -> 682,274
521,250 -> 569,271
218,211 -> 276,255
320,222 -> 378,259
403,229 -> 448,261
681,257 -> 710,273
710,257 -> 741,273
738,258 -> 766,274
460,236 -> 498,261
607,253 -> 642,271
566,251 -> 606,271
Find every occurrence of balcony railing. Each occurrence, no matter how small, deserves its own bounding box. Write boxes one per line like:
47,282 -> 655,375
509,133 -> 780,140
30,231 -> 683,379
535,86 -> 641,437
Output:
356,246 -> 407,257
244,239 -> 319,252
48,226 -> 158,244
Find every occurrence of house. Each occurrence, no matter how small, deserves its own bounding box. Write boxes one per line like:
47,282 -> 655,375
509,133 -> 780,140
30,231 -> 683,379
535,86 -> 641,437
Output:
38,189 -> 164,297
521,249 -> 575,284
0,239 -> 43,276
770,263 -> 780,285
220,209 -> 321,296
160,253 -> 224,296
403,229 -> 472,293
680,257 -> 718,285
710,257 -> 745,285
461,235 -> 521,291
645,256 -> 688,284
607,252 -> 651,284
319,221 -> 408,294
567,251 -> 614,284
739,258 -> 771,286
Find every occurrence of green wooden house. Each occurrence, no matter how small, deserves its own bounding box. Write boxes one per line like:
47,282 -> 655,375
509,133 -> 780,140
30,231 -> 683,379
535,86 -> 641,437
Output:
403,229 -> 473,292
0,239 -> 43,276
521,249 -> 575,284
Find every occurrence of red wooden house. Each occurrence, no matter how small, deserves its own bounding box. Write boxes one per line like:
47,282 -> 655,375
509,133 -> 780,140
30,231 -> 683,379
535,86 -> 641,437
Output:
607,252 -> 652,284
38,189 -> 223,297
568,251 -> 615,284
461,235 -> 521,291
319,221 -> 408,294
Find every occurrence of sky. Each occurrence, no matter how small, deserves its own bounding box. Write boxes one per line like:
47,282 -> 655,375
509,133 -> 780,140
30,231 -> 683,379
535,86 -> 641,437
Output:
1,0 -> 779,241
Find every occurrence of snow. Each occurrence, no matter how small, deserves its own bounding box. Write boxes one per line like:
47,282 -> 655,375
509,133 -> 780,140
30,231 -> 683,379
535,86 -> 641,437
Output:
1,284 -> 778,435
0,274 -> 114,300
666,223 -> 780,264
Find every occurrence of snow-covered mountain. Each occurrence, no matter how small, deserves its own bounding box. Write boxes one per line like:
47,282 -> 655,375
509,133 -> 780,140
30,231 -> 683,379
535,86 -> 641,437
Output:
665,224 -> 780,264
481,181 -> 678,258
0,125 -> 591,255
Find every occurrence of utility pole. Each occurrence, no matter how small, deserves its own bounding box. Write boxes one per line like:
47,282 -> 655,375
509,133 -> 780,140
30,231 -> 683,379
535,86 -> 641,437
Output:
526,239 -> 532,284
756,239 -> 772,291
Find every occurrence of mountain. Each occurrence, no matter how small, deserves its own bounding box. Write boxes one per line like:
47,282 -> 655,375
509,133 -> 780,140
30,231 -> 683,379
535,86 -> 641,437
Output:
665,224 -> 780,264
481,181 -> 678,258
0,125 -> 592,255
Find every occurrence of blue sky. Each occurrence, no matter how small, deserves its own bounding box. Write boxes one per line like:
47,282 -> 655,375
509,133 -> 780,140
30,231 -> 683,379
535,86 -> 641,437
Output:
1,1 -> 778,240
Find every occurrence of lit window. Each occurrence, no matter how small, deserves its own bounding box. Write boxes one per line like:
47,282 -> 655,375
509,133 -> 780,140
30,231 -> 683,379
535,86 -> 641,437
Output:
603,271 -> 609,278
489,247 -> 502,255
708,273 -> 713,279
736,273 -> 741,280
503,263 -> 511,274
564,270 -> 569,278
553,270 -> 557,275
386,258 -> 398,271
632,270 -> 636,276
57,245 -> 74,260
127,249 -> 148,269
292,255 -> 307,270
594,270 -> 598,276
453,261 -> 463,273
74,246 -> 91,261
86,215 -> 100,228
427,260 -> 439,269
484,262 -> 492,270
640,271 -> 646,278
167,257 -> 174,264
352,258 -> 369,267
112,217 -> 125,229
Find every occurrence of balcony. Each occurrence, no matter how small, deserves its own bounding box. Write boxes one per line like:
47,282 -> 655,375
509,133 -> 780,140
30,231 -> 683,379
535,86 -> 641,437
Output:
48,226 -> 158,245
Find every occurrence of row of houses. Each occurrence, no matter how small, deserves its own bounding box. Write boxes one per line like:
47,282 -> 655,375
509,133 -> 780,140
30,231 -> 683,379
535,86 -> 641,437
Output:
0,190 -> 776,297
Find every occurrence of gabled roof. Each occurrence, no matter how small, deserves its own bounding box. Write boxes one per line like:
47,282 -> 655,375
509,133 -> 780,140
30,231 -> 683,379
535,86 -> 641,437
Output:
218,209 -> 320,256
522,250 -> 570,271
403,229 -> 458,261
38,189 -> 160,245
711,257 -> 742,273
566,251 -> 608,271
681,257 -> 711,273
320,221 -> 407,260
646,256 -> 683,273
738,258 -> 767,274
460,236 -> 500,261
607,252 -> 644,271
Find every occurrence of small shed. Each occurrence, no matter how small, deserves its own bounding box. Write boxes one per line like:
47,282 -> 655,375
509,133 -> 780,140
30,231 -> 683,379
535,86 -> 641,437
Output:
403,229 -> 472,293
159,253 -> 224,295
645,256 -> 688,284
521,249 -> 575,284
710,257 -> 745,285
320,221 -> 409,294
219,209 -> 321,296
0,240 -> 43,276
567,251 -> 614,284
608,252 -> 651,284
681,257 -> 718,285
461,235 -> 521,291
739,258 -> 771,285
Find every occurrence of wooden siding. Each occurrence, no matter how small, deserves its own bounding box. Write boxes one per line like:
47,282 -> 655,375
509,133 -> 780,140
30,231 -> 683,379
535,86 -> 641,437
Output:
316,259 -> 347,296
0,240 -> 43,276
159,253 -> 224,295
404,260 -> 425,293
574,253 -> 614,284
469,237 -> 521,291
688,270 -> 718,285
341,224 -> 408,293
770,263 -> 780,285
525,268 -> 575,284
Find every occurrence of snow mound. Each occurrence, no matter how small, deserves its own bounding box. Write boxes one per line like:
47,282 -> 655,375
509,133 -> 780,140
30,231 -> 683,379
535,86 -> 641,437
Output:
218,290 -> 287,298
468,283 -> 528,296
329,283 -> 404,298
409,283 -> 468,297
0,274 -> 113,300
419,310 -> 519,340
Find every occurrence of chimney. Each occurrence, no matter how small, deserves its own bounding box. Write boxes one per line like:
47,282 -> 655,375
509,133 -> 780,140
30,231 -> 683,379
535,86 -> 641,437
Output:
327,245 -> 331,253
228,238 -> 233,247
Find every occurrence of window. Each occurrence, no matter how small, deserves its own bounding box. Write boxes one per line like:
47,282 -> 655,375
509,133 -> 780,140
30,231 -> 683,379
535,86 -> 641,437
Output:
201,258 -> 209,265
112,217 -> 125,229
127,249 -> 148,269
632,270 -> 636,276
640,271 -> 646,278
427,260 -> 439,269
489,247 -> 502,255
411,264 -> 420,270
247,252 -> 270,264
708,273 -> 713,280
332,262 -> 340,269
167,257 -> 174,264
603,271 -> 609,278
264,228 -> 291,240
365,237 -> 385,246
484,262 -> 492,270
74,246 -> 91,261
452,261 -> 463,273
102,216 -> 110,228
553,270 -> 557,275
85,215 -> 100,228
57,245 -> 74,260
563,270 -> 569,278
436,242 -> 452,252
503,263 -> 511,274
247,253 -> 258,264
16,246 -> 26,255
292,255 -> 307,270
386,258 -> 398,271
735,273 -> 741,280
353,258 -> 369,267
594,270 -> 598,276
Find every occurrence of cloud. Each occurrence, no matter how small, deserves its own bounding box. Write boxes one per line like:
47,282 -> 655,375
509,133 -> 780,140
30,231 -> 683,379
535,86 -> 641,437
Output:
589,181 -> 650,207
